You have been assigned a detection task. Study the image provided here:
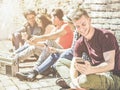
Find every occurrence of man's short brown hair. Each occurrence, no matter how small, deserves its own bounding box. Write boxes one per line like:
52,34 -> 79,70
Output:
23,9 -> 36,18
68,8 -> 89,21
52,8 -> 64,20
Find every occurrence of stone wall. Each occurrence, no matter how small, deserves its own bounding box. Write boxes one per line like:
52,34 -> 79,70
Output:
38,0 -> 120,45
82,0 -> 120,45
0,0 -> 120,45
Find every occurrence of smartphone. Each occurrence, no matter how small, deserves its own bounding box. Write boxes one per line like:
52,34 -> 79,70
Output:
77,61 -> 85,64
44,43 -> 48,47
75,57 -> 85,64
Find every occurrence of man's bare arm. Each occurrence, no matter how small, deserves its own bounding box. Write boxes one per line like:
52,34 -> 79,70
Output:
91,50 -> 115,74
30,24 -> 68,43
70,57 -> 79,80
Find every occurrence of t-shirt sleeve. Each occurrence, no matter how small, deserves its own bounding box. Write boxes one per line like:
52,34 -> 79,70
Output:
101,33 -> 116,52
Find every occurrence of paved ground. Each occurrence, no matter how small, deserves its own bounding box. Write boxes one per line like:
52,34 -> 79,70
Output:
0,40 -> 62,90
0,75 -> 60,90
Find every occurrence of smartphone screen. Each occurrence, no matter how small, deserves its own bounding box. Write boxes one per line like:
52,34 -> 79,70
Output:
77,61 -> 85,64
75,57 -> 85,64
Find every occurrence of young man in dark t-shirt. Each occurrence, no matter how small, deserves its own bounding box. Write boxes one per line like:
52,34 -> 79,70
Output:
55,8 -> 120,90
74,28 -> 120,67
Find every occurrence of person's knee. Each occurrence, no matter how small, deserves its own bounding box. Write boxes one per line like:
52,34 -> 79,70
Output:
22,45 -> 36,56
55,58 -> 67,70
34,46 -> 42,55
60,49 -> 73,60
13,32 -> 21,39
12,32 -> 22,44
80,74 -> 112,90
55,58 -> 62,65
29,45 -> 36,51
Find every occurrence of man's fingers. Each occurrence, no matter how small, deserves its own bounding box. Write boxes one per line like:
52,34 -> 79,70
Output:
85,61 -> 90,65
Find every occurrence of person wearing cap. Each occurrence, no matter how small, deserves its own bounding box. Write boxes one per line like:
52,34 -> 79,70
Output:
55,8 -> 120,90
16,8 -> 74,81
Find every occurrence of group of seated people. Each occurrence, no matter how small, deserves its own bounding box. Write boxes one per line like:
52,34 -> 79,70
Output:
9,7 -> 120,90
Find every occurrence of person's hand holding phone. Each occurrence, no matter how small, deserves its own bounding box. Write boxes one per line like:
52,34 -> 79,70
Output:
75,57 -> 85,64
74,57 -> 91,75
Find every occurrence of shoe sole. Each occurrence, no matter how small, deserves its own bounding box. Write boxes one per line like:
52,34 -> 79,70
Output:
27,77 -> 36,82
16,73 -> 27,81
56,78 -> 70,88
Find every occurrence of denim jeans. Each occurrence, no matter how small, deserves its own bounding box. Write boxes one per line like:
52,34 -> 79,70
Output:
33,40 -> 63,68
35,52 -> 60,73
15,43 -> 30,54
15,45 -> 43,61
15,40 -> 60,62
60,48 -> 73,60
35,48 -> 73,74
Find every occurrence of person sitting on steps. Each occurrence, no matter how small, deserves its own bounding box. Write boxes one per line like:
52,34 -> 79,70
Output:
9,9 -> 43,51
55,8 -> 120,90
16,8 -> 74,81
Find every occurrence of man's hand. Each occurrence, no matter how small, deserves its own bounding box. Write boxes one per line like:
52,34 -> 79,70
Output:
49,47 -> 58,53
30,35 -> 41,43
75,61 -> 92,75
21,32 -> 28,40
26,40 -> 35,45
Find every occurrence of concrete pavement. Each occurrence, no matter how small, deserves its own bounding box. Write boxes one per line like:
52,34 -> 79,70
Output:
0,40 -> 62,90
0,74 -> 61,90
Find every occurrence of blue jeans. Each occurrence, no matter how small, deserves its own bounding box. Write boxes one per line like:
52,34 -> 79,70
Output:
15,43 -> 30,54
35,48 -> 73,74
35,52 -> 60,73
60,48 -> 73,60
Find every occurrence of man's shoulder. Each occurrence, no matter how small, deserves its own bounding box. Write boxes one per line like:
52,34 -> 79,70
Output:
61,23 -> 73,32
95,28 -> 114,34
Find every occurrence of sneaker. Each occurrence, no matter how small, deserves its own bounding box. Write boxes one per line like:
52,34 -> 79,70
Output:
9,48 -> 14,52
16,72 -> 28,81
27,70 -> 38,82
56,78 -> 70,89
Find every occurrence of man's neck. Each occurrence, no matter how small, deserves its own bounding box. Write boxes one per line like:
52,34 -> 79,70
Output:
56,20 -> 64,29
29,22 -> 35,27
86,27 -> 95,41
